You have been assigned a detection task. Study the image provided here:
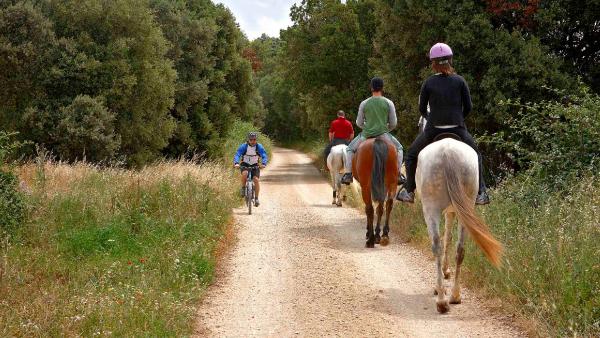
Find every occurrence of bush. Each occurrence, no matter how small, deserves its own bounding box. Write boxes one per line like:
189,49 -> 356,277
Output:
0,170 -> 25,239
0,131 -> 25,240
56,95 -> 121,162
485,87 -> 600,185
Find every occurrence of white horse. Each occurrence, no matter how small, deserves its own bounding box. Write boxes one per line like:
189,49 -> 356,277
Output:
327,144 -> 348,206
416,137 -> 502,313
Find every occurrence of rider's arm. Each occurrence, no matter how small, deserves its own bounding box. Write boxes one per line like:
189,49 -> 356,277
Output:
461,77 -> 473,117
328,131 -> 334,142
233,144 -> 246,165
356,100 -> 366,129
419,81 -> 430,119
387,98 -> 397,130
257,144 -> 268,166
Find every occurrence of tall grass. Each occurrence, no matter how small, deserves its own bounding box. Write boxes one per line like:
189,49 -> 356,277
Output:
300,141 -> 599,336
0,160 -> 237,336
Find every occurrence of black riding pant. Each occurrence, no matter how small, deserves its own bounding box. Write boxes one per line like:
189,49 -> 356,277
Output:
403,126 -> 486,194
323,138 -> 350,160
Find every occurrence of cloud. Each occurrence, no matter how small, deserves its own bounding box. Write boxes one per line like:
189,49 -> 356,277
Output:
214,0 -> 298,39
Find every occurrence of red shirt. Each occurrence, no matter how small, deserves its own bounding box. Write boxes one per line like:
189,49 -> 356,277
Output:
329,117 -> 354,140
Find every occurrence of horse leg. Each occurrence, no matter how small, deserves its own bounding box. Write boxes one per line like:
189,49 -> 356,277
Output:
336,173 -> 343,207
425,208 -> 449,313
365,203 -> 375,248
380,199 -> 393,246
442,212 -> 455,279
362,187 -> 375,247
374,202 -> 383,244
331,172 -> 337,205
450,224 -> 466,304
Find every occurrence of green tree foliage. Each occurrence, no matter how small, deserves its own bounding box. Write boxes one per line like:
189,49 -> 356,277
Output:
280,0 -> 374,136
485,0 -> 600,93
373,0 -> 574,144
56,95 -> 120,162
0,0 -> 264,166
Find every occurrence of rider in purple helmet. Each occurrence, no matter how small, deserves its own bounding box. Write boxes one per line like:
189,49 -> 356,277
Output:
396,43 -> 490,205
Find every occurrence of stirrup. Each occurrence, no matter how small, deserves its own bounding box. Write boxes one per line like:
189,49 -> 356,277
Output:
341,173 -> 353,185
475,191 -> 490,205
398,173 -> 406,186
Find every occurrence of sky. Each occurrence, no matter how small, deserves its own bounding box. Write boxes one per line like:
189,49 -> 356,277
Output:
214,0 -> 299,40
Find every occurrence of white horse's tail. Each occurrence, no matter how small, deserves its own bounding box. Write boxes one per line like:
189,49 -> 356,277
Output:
442,152 -> 503,267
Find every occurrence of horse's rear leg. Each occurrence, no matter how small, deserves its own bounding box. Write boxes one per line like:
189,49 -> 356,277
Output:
331,172 -> 337,205
380,199 -> 393,246
442,212 -> 455,279
374,202 -> 383,244
336,173 -> 343,207
365,203 -> 375,248
425,209 -> 449,313
450,224 -> 466,304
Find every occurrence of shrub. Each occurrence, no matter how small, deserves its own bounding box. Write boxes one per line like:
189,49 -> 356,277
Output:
56,95 -> 121,162
0,131 -> 25,240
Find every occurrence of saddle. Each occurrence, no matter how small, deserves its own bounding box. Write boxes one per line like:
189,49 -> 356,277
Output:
433,132 -> 462,142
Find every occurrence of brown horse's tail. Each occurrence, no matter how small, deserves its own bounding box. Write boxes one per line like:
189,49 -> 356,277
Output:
442,151 -> 503,267
371,138 -> 388,202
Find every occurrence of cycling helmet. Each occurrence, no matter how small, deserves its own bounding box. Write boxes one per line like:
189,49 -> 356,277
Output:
247,132 -> 258,140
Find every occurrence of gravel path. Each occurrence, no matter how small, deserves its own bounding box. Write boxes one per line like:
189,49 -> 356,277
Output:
196,147 -> 523,337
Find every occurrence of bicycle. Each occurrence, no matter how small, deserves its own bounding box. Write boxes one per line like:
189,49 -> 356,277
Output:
239,164 -> 258,215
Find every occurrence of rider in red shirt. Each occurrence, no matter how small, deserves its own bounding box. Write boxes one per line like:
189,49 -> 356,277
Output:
324,110 -> 354,162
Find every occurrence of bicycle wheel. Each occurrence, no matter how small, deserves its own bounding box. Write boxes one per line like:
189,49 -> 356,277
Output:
247,183 -> 252,215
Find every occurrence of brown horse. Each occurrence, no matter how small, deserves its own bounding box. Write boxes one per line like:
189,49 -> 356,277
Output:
352,136 -> 399,248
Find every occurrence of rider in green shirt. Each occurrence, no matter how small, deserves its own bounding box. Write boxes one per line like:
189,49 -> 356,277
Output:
341,77 -> 404,185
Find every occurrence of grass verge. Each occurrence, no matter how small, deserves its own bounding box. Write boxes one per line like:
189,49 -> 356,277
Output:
0,160 -> 237,336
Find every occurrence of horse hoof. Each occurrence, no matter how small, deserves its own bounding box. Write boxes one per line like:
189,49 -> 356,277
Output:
450,295 -> 462,304
331,201 -> 336,205
342,195 -> 347,201
436,300 -> 450,314
336,202 -> 342,207
365,241 -> 375,248
380,236 -> 389,246
375,236 -> 381,244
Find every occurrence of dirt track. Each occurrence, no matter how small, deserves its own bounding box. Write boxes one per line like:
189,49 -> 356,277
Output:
196,147 -> 522,337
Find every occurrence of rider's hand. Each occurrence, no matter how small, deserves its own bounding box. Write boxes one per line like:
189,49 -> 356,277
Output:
259,164 -> 266,169
234,163 -> 240,168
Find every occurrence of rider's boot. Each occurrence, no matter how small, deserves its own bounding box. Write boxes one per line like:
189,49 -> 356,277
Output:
341,147 -> 354,185
341,173 -> 353,185
475,191 -> 490,205
254,198 -> 260,207
395,188 -> 414,203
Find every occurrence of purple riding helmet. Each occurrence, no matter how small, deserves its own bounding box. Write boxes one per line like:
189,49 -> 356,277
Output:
429,43 -> 453,64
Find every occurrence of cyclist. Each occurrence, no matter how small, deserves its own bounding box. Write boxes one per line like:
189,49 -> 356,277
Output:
233,132 -> 268,206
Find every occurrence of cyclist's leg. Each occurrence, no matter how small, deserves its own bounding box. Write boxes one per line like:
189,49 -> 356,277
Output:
253,167 -> 260,199
241,169 -> 249,186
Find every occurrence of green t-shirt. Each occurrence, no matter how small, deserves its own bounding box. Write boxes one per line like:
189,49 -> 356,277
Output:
357,96 -> 397,138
